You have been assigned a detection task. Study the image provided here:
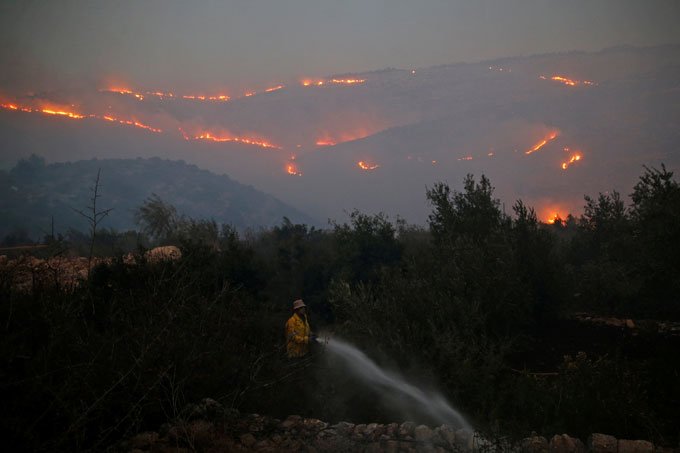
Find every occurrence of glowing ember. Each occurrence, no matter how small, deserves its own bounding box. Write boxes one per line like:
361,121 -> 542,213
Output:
526,131 -> 559,155
357,161 -> 379,170
457,156 -> 473,161
357,161 -> 379,171
316,140 -> 336,147
561,152 -> 582,170
265,85 -> 284,93
190,131 -> 281,149
541,75 -> 597,87
330,79 -> 365,85
146,91 -> 175,99
101,115 -> 162,133
286,162 -> 303,176
1,100 -> 164,133
40,108 -> 86,119
101,88 -> 145,100
546,212 -> 565,225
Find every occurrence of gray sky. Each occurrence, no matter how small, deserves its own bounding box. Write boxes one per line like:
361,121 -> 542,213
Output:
1,0 -> 679,92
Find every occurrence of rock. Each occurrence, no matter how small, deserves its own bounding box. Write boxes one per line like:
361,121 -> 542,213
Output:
438,425 -> 456,447
430,429 -> 447,447
365,442 -> 384,453
302,418 -> 328,432
399,421 -> 417,438
145,245 -> 182,263
187,419 -> 214,448
185,398 -> 225,421
353,424 -> 367,439
385,440 -> 400,453
618,439 -> 655,453
385,422 -> 400,437
280,415 -> 302,430
240,433 -> 257,448
455,428 -> 474,451
522,435 -> 549,452
129,431 -> 159,449
414,425 -> 434,443
253,439 -> 275,451
365,423 -> 385,440
626,319 -> 636,329
331,421 -> 355,436
550,434 -> 585,453
588,433 -> 618,453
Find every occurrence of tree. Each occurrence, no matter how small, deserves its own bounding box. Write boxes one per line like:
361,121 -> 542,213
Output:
427,174 -> 504,248
72,169 -> 112,275
134,194 -> 181,242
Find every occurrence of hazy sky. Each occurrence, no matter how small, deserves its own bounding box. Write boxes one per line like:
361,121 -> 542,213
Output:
1,0 -> 679,92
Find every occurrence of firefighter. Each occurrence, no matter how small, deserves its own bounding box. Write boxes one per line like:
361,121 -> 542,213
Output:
285,299 -> 317,358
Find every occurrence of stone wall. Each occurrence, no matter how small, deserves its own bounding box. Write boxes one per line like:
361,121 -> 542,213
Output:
118,399 -> 677,453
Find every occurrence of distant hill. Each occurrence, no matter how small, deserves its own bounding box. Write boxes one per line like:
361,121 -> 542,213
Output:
0,156 -> 317,238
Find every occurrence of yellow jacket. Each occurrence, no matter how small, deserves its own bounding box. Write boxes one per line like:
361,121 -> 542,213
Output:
285,312 -> 311,358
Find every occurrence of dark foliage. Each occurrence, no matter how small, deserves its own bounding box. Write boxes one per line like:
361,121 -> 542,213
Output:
1,166 -> 679,450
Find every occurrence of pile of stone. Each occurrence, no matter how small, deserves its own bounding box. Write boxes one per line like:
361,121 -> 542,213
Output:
0,255 -> 110,292
118,399 -> 674,453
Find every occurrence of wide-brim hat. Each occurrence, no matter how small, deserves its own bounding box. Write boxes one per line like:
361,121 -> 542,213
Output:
293,299 -> 306,310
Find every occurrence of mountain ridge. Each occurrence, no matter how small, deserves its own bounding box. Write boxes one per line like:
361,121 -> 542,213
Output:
0,156 -> 318,238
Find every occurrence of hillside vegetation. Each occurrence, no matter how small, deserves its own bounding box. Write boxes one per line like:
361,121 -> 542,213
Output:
0,165 -> 679,451
0,155 -> 316,239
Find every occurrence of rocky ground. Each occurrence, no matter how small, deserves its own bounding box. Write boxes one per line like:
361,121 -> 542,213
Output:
115,399 -> 677,453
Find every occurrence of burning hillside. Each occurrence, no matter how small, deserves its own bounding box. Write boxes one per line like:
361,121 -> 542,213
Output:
1,45 -> 679,224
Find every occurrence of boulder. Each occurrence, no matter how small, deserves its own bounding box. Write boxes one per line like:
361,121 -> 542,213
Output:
588,433 -> 618,453
414,425 -> 434,443
399,421 -> 417,438
240,433 -> 257,448
618,439 -> 655,453
455,428 -> 474,451
145,245 -> 182,263
187,419 -> 214,448
549,434 -> 585,453
437,424 -> 457,447
128,431 -> 159,449
280,415 -> 302,430
330,421 -> 355,436
522,435 -> 549,452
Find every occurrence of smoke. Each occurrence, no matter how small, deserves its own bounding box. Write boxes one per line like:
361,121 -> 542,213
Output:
1,45 -> 679,225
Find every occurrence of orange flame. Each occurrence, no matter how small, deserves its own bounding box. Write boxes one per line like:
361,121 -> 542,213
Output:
330,79 -> 365,85
457,156 -> 473,161
357,161 -> 379,171
301,79 -> 325,87
1,100 -> 164,133
265,85 -> 284,93
101,115 -> 162,133
526,131 -> 559,155
190,131 -> 281,149
546,212 -> 564,224
101,87 -> 145,100
541,75 -> 597,87
286,162 -> 303,176
561,152 -> 582,170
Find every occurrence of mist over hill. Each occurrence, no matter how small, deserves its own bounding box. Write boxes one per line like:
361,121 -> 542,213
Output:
0,156 -> 316,238
1,45 -> 679,223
